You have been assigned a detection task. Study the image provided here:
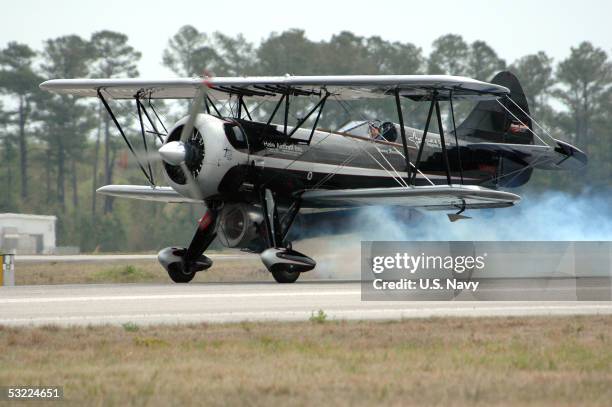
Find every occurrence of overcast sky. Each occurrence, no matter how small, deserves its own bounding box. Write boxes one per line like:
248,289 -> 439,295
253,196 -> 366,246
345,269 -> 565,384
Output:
2,0 -> 611,78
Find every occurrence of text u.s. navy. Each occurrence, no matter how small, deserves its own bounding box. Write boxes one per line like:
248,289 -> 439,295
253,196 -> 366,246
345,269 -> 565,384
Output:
373,278 -> 480,292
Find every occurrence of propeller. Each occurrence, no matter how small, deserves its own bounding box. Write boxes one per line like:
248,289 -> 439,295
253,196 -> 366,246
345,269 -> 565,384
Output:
143,80 -> 210,201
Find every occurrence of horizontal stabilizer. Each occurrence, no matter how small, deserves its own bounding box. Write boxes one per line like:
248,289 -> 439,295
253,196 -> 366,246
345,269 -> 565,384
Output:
300,185 -> 520,210
467,139 -> 587,170
97,185 -> 200,203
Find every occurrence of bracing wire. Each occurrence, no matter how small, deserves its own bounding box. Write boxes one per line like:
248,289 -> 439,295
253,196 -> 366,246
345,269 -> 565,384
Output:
495,99 -> 552,147
504,96 -> 558,145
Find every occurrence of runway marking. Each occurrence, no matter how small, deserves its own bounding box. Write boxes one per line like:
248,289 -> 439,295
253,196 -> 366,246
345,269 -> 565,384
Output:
2,305 -> 612,326
0,290 -> 362,304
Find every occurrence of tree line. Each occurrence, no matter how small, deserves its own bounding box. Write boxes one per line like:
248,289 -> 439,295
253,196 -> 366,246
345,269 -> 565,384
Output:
0,26 -> 610,251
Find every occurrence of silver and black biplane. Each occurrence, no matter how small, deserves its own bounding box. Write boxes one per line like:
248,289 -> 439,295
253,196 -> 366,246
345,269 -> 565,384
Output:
40,72 -> 586,283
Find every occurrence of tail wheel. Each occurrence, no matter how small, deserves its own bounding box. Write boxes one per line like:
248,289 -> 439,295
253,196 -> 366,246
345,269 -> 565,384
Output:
271,269 -> 300,284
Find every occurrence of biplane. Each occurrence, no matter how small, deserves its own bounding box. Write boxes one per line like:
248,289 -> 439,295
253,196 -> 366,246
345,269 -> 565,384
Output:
40,71 -> 587,283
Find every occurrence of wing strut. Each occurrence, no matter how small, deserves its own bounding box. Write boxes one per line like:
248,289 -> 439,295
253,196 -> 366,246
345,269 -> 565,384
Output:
410,91 -> 454,186
394,88 -> 413,180
449,89 -> 464,184
289,93 -> 329,140
435,99 -> 452,185
97,89 -> 155,186
135,96 -> 155,184
410,95 -> 436,184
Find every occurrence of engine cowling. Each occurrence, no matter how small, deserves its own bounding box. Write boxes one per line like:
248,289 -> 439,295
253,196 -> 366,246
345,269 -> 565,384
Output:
162,114 -> 249,200
217,203 -> 266,252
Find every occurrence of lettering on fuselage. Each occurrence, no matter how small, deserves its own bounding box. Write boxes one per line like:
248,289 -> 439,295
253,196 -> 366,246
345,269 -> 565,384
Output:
407,129 -> 441,149
263,140 -> 305,156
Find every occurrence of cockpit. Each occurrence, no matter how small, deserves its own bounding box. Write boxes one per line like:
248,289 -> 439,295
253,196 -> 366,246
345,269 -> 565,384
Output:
337,120 -> 398,142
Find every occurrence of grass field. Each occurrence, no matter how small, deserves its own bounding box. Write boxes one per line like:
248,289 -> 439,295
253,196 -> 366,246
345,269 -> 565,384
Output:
14,258 -> 272,285
13,236 -> 362,285
1,316 -> 611,406
14,258 -> 346,285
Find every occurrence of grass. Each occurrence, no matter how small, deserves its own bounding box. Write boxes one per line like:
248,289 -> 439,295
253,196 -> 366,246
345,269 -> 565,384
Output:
0,316 -> 611,406
13,235 -> 363,285
309,309 -> 328,323
90,265 -> 157,283
122,322 -> 139,332
14,258 -> 271,285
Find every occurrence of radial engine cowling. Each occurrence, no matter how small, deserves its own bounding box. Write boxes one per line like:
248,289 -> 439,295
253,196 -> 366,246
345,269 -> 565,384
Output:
161,114 -> 249,200
217,203 -> 266,252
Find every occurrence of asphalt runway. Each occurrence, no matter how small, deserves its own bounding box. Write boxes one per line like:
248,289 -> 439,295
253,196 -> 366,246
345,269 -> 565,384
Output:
1,281 -> 612,326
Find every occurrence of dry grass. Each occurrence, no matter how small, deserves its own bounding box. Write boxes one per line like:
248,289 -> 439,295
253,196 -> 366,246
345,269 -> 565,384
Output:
14,257 -> 335,285
13,236 -> 362,285
14,258 -> 271,285
0,316 -> 611,406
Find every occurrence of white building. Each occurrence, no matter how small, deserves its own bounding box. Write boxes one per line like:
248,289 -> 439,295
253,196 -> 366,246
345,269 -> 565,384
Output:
0,213 -> 57,254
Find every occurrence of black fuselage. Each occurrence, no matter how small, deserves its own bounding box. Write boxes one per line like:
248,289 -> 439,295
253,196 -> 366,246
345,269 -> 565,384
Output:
216,118 -> 505,207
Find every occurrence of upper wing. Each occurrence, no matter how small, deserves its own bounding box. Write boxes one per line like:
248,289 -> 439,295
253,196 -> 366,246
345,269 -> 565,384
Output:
97,185 -> 200,203
300,185 -> 520,210
40,75 -> 509,101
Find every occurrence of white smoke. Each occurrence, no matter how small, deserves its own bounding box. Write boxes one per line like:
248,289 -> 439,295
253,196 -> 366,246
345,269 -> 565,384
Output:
308,190 -> 612,279
352,191 -> 612,241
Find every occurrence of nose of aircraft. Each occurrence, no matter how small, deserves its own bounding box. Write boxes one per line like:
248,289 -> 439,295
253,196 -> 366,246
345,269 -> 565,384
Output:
159,141 -> 186,165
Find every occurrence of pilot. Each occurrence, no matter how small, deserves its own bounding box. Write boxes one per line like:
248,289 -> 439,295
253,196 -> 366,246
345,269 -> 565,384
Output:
379,122 -> 398,142
368,121 -> 381,139
368,120 -> 398,142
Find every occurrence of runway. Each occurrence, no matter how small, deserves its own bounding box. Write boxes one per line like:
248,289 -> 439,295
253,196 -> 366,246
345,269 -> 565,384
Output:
16,253 -> 255,263
1,281 -> 612,326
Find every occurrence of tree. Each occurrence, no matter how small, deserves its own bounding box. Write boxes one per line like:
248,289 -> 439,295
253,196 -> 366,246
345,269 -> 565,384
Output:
367,36 -> 424,75
553,42 -> 612,151
427,34 -> 469,75
467,40 -> 505,81
509,52 -> 554,116
589,86 -> 612,187
38,35 -> 95,212
321,31 -> 373,75
90,30 -> 141,214
257,29 -> 320,75
210,32 -> 256,76
162,25 -> 223,76
0,102 -> 17,211
0,42 -> 41,199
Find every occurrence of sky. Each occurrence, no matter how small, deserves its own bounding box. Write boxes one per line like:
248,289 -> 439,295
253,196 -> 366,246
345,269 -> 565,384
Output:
1,0 -> 611,78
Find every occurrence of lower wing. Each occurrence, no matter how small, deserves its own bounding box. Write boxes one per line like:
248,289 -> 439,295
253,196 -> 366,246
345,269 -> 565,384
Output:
97,185 -> 200,203
300,185 -> 520,211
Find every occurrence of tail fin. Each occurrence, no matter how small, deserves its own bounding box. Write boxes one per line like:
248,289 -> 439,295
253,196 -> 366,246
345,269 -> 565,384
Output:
456,71 -> 533,145
456,71 -> 534,187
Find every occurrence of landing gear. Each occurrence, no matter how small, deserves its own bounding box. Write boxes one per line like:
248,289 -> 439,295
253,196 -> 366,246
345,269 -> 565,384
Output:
259,189 -> 315,283
271,268 -> 300,283
158,207 -> 218,283
262,247 -> 316,283
166,258 -> 196,283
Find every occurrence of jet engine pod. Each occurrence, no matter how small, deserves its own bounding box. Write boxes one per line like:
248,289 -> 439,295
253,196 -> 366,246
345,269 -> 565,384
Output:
217,203 -> 266,252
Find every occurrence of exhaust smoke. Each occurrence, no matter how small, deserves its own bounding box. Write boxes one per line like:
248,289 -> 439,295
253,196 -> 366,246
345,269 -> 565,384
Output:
305,190 -> 612,279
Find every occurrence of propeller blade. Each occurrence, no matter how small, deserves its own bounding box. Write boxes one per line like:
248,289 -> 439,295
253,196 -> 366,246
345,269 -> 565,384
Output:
125,150 -> 162,164
180,85 -> 207,143
179,161 -> 203,201
165,78 -> 211,201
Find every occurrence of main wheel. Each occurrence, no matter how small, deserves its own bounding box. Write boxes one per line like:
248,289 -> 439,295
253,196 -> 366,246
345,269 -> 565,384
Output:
167,263 -> 196,283
271,269 -> 300,283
